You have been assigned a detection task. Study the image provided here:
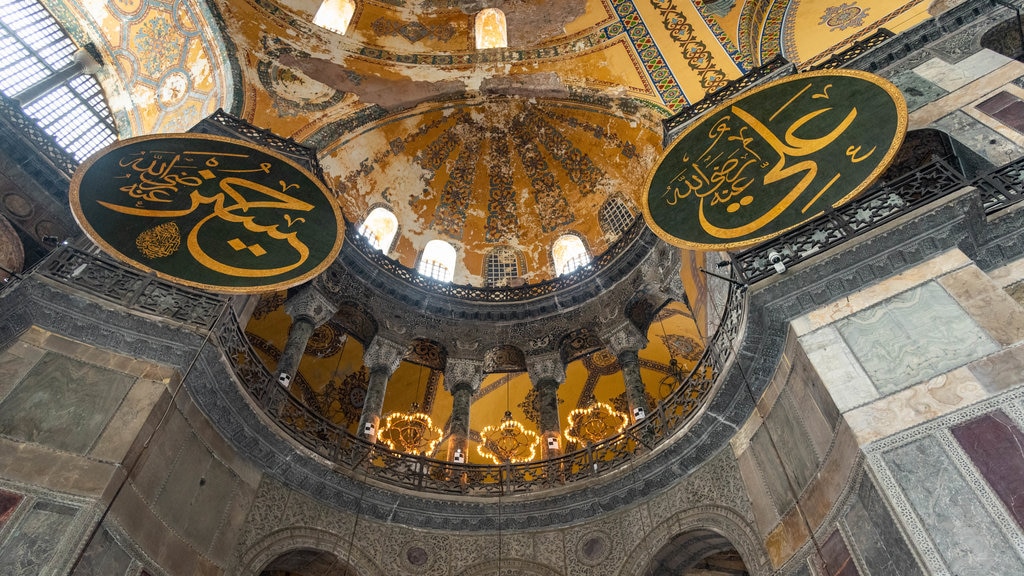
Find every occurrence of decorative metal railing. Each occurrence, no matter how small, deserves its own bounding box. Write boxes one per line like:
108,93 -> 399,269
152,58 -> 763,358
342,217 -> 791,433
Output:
34,245 -> 227,330
733,154 -> 1024,285
209,277 -> 744,496
0,93 -> 77,186
346,215 -> 651,303
808,29 -> 896,70
975,156 -> 1024,214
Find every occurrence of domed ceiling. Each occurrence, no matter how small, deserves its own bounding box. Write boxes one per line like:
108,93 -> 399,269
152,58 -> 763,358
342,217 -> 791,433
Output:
320,96 -> 662,282
48,0 -> 936,465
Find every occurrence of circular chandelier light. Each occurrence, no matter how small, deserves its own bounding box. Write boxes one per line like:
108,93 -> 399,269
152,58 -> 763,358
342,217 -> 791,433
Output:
477,410 -> 540,464
564,402 -> 629,446
379,404 -> 443,455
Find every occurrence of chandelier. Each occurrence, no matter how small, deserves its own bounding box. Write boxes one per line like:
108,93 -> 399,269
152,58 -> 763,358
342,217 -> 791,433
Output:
377,364 -> 442,455
477,410 -> 539,464
564,402 -> 629,446
378,403 -> 443,455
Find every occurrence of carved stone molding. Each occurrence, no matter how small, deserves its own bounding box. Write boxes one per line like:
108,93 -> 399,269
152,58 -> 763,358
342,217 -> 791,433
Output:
362,336 -> 405,374
444,358 -> 483,392
526,352 -> 566,386
283,285 -> 338,327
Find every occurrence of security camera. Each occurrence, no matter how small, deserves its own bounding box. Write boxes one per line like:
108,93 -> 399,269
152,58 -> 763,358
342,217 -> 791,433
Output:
277,372 -> 291,387
768,250 -> 786,274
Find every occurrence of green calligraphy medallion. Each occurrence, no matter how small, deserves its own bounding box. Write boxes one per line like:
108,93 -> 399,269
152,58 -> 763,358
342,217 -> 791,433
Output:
643,69 -> 907,251
70,134 -> 344,293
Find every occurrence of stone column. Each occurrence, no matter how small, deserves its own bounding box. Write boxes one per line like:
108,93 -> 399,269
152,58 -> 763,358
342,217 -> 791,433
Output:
444,358 -> 483,464
357,336 -> 405,442
606,324 -> 650,423
275,285 -> 338,389
526,353 -> 566,459
14,49 -> 101,106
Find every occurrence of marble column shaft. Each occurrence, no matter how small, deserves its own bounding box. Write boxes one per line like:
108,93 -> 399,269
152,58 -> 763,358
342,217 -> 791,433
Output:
617,349 -> 648,421
536,378 -> 562,458
447,382 -> 474,463
358,366 -> 392,442
276,317 -> 316,386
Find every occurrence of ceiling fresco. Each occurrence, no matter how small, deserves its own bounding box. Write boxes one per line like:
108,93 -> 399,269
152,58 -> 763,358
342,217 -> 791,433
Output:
319,96 -> 662,282
41,0 -> 238,135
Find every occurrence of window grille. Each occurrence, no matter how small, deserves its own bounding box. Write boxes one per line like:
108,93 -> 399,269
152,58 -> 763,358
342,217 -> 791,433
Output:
599,196 -> 634,239
0,0 -> 116,161
484,247 -> 521,287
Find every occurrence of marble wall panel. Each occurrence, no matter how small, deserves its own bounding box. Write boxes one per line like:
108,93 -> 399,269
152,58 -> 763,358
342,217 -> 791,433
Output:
71,527 -> 133,576
750,421 -> 796,516
0,488 -> 22,530
0,352 -> 135,454
762,389 -> 821,493
952,410 -> 1024,531
0,341 -> 44,403
884,436 -> 1024,575
912,51 -> 1012,92
798,326 -> 877,413
843,477 -> 924,576
819,529 -> 858,576
835,282 -> 999,396
0,500 -> 77,576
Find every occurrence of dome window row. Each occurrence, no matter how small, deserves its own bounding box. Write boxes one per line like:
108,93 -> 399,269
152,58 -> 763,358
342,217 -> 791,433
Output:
312,1 -> 507,50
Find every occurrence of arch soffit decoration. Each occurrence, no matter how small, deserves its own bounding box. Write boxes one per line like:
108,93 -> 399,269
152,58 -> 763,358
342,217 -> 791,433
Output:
617,505 -> 770,576
456,558 -> 565,576
236,526 -> 381,576
42,0 -> 243,136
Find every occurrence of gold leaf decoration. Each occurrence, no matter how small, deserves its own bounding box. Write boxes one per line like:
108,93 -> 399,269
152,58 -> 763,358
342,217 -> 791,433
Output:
135,222 -> 181,259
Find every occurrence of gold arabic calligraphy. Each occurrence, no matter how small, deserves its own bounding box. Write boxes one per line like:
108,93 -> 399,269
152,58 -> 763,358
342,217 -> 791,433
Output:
662,82 -> 875,239
105,149 -> 313,278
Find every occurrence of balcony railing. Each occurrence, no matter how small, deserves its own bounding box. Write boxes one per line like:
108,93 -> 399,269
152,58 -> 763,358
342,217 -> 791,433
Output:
216,276 -> 745,496
733,155 -> 1024,285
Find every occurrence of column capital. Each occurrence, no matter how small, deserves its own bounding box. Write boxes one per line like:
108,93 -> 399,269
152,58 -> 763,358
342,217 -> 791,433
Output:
283,284 -> 338,327
363,336 -> 406,374
525,352 -> 565,387
444,358 -> 483,394
603,322 -> 648,358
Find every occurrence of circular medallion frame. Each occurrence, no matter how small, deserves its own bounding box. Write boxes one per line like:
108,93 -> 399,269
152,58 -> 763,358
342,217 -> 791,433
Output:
70,133 -> 344,293
642,69 -> 907,251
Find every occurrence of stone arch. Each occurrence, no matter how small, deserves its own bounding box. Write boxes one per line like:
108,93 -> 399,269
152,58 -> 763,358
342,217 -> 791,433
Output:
981,14 -> 1024,60
236,527 -> 383,576
617,505 -> 769,576
456,558 -> 564,576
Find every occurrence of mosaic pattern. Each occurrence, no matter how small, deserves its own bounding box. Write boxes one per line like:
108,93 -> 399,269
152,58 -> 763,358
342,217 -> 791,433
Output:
510,117 -> 576,233
781,0 -> 927,66
820,2 -> 870,32
739,0 -> 773,66
485,128 -> 518,242
612,0 -> 689,108
525,113 -> 605,197
371,17 -> 457,43
760,0 -> 788,64
433,141 -> 482,239
42,0 -> 237,134
692,0 -> 753,71
648,0 -> 730,92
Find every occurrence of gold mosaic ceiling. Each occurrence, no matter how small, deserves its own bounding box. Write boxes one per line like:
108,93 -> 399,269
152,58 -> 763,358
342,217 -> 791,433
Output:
61,0 -> 934,280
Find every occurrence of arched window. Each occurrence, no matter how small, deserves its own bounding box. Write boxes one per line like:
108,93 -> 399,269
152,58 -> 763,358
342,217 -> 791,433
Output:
358,206 -> 398,252
552,234 -> 590,276
313,0 -> 356,35
599,196 -> 635,239
475,8 -> 507,49
484,246 -> 522,287
0,0 -> 116,161
418,239 -> 456,282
